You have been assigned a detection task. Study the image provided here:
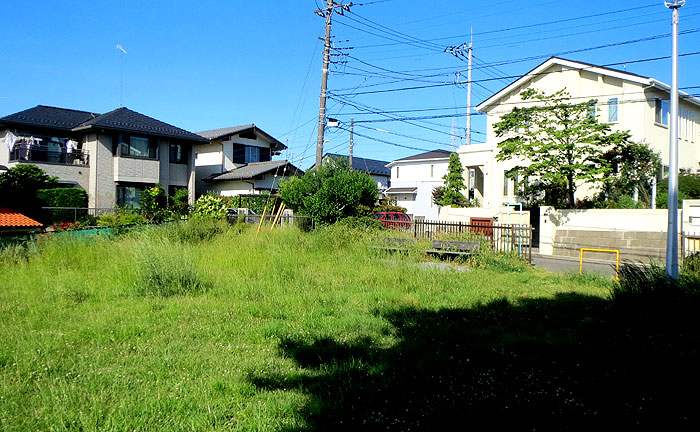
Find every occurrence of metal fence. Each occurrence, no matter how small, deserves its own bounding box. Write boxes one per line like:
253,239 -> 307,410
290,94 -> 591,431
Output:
384,219 -> 534,262
41,207 -> 119,223
682,232 -> 700,257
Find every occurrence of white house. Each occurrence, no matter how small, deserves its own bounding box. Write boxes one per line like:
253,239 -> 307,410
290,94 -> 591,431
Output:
385,149 -> 452,220
460,56 -> 700,208
194,125 -> 302,197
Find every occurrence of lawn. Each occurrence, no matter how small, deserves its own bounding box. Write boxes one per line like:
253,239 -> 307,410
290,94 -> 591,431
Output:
0,221 -> 697,431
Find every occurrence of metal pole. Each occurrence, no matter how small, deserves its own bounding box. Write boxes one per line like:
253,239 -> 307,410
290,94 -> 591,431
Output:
349,117 -> 354,168
665,0 -> 685,279
466,31 -> 473,145
315,0 -> 334,169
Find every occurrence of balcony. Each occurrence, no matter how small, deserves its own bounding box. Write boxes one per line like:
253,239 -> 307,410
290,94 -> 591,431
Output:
10,145 -> 89,166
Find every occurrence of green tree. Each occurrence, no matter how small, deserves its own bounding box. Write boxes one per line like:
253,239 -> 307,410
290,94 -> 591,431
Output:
278,157 -> 378,224
0,164 -> 57,216
494,88 -> 633,208
439,153 -> 467,207
601,141 -> 661,205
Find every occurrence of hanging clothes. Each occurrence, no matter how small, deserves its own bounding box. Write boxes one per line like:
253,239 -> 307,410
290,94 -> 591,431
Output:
66,139 -> 78,153
3,131 -> 17,150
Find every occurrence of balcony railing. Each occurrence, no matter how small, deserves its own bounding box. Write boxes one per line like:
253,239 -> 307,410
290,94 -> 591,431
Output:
10,145 -> 89,166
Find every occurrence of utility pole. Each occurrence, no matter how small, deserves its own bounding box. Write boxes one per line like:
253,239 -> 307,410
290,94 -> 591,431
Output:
665,0 -> 685,280
446,34 -> 473,145
314,1 -> 351,169
349,117 -> 354,168
466,30 -> 473,145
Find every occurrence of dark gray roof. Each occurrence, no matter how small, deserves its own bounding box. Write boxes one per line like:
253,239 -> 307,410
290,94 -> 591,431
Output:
197,125 -> 287,151
394,149 -> 453,162
205,160 -> 303,182
0,105 -> 207,142
75,107 -> 208,142
0,105 -> 100,131
324,153 -> 390,176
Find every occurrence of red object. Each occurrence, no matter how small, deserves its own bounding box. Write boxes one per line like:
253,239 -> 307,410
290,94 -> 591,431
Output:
0,207 -> 43,228
375,211 -> 411,229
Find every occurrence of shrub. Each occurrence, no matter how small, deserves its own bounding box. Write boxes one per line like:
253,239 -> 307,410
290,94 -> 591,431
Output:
158,219 -> 230,244
336,216 -> 383,231
193,194 -> 228,220
96,210 -> 146,227
140,184 -> 170,222
170,188 -> 191,216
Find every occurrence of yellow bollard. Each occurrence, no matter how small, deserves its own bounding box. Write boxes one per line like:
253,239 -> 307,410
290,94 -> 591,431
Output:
256,206 -> 268,237
580,248 -> 620,280
270,203 -> 286,232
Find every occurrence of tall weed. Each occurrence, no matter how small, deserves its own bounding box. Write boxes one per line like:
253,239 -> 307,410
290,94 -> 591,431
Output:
133,241 -> 211,297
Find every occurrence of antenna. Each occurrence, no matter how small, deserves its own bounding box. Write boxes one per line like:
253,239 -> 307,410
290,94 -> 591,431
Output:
116,45 -> 127,107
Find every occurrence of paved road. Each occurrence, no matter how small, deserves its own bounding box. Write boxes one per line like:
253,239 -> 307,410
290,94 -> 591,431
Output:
531,253 -> 618,277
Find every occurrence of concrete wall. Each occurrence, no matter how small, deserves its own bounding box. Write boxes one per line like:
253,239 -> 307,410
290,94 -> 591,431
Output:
538,206 -> 682,262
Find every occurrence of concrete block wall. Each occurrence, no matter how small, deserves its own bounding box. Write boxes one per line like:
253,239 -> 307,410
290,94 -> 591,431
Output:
553,228 -> 673,263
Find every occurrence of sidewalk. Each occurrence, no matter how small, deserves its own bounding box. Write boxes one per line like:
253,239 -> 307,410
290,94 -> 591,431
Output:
531,253 -> 618,277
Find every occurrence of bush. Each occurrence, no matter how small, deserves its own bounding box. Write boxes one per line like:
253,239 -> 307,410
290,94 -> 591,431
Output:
96,210 -> 146,227
36,188 -> 88,223
158,219 -> 230,244
193,194 -> 228,220
170,189 -> 191,216
336,216 -> 383,231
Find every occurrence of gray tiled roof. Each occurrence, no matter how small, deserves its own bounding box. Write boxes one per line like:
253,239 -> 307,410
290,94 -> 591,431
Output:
394,149 -> 453,162
0,105 -> 207,142
75,107 -> 208,142
206,160 -> 303,182
197,125 -> 287,151
0,105 -> 100,131
324,153 -> 390,176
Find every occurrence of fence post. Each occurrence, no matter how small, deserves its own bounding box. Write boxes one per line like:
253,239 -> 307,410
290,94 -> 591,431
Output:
529,226 -> 533,264
510,225 -> 516,254
681,232 -> 686,259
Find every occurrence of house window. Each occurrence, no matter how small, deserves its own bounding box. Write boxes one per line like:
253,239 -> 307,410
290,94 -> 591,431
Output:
655,98 -> 669,126
245,146 -> 260,163
120,135 -> 156,158
430,165 -> 434,177
116,183 -> 150,208
169,143 -> 186,164
503,170 -> 509,196
690,111 -> 696,143
396,167 -> 400,178
608,98 -> 618,122
587,103 -> 596,119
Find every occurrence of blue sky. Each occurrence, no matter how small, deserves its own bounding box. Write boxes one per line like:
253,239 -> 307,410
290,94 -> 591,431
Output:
1,1 -> 698,167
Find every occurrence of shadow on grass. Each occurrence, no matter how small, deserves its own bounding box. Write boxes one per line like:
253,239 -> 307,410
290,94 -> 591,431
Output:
250,292 -> 699,431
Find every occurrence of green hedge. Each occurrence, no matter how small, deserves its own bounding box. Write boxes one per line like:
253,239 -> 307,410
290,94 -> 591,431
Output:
37,188 -> 88,223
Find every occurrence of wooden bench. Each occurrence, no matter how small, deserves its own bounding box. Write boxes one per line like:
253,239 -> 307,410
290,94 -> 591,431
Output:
425,240 -> 480,258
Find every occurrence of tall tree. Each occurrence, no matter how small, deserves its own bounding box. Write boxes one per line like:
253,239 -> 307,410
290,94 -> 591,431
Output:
494,88 -> 632,208
439,153 -> 467,207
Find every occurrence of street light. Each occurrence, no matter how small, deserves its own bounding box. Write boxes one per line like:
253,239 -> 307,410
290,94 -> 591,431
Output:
665,0 -> 685,279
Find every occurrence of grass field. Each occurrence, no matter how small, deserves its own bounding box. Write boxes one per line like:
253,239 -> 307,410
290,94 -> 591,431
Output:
0,221 -> 697,431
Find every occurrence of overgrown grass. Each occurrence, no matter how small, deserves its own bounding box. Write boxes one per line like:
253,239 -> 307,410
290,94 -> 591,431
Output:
0,221 -> 696,430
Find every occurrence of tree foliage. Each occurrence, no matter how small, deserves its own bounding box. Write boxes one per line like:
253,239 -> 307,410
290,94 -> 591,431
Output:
0,164 -> 58,217
278,157 -> 378,224
494,88 -> 633,208
601,141 -> 661,204
439,153 -> 468,207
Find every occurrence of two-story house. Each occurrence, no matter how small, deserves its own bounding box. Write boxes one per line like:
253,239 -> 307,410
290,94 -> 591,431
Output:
194,125 -> 302,197
0,105 -> 207,208
461,57 -> 700,208
385,149 -> 452,220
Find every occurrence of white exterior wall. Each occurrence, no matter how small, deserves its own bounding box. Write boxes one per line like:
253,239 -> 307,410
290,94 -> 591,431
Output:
207,172 -> 290,197
468,61 -> 700,209
389,158 -> 449,220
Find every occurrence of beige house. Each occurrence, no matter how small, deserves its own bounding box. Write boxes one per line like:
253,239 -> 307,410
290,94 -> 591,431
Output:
460,57 -> 700,208
0,105 -> 207,208
194,125 -> 302,197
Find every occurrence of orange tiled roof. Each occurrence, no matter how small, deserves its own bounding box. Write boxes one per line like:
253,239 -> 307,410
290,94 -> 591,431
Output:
0,208 -> 43,228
